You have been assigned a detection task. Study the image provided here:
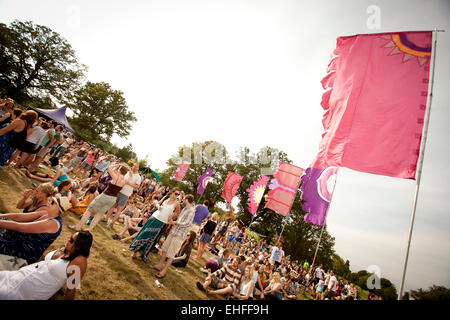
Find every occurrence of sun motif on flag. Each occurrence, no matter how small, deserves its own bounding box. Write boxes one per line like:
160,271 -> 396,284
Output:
380,33 -> 431,67
246,175 -> 269,215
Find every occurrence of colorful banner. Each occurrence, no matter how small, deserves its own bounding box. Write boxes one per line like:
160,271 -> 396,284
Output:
264,163 -> 303,216
312,31 -> 432,179
221,171 -> 243,204
301,167 -> 338,226
197,168 -> 214,195
174,162 -> 190,181
246,175 -> 269,216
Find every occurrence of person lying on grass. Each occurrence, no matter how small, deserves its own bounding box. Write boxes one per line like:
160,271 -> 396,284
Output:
0,231 -> 93,300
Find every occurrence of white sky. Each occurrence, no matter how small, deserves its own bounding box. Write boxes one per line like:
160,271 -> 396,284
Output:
1,0 -> 449,295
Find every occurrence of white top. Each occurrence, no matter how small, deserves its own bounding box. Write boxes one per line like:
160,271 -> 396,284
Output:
239,279 -> 254,298
329,275 -> 338,292
275,248 -> 284,263
120,173 -> 142,197
0,250 -> 69,300
26,126 -> 47,144
314,267 -> 324,279
151,201 -> 175,224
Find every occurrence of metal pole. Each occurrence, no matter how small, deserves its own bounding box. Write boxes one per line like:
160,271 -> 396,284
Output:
398,29 -> 440,300
311,222 -> 326,268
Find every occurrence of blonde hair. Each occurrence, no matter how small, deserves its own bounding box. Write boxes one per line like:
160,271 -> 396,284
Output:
211,212 -> 218,221
39,182 -> 58,197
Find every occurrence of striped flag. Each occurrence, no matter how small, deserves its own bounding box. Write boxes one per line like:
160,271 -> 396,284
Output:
264,163 -> 303,216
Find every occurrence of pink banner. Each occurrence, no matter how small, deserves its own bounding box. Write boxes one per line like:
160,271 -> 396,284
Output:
312,31 -> 432,179
174,162 -> 190,181
221,171 -> 243,204
265,163 -> 303,216
246,175 -> 269,216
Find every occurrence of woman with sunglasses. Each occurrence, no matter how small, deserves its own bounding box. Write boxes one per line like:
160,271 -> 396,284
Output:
0,231 -> 93,300
0,195 -> 70,264
129,188 -> 181,262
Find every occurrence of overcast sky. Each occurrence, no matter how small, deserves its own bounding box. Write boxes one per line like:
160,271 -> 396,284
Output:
1,0 -> 449,295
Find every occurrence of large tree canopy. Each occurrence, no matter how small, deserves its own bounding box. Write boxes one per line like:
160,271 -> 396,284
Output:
0,20 -> 86,106
67,81 -> 137,143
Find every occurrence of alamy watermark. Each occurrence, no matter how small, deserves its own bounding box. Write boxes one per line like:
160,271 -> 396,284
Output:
366,265 -> 381,289
174,142 -> 279,175
366,5 -> 381,30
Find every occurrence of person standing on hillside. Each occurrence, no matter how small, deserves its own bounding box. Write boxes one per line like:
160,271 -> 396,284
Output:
105,162 -> 142,228
149,194 -> 195,278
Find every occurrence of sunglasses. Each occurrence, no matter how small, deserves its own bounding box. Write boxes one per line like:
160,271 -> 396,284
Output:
174,193 -> 180,196
69,236 -> 75,243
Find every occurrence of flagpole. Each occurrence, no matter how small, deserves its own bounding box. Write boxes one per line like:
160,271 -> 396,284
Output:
398,29 -> 441,300
310,167 -> 339,268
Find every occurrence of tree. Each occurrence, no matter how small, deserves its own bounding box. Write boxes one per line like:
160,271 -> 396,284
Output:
408,285 -> 450,300
66,81 -> 137,143
0,20 -> 86,106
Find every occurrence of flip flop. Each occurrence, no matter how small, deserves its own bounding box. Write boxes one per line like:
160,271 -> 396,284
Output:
155,273 -> 165,279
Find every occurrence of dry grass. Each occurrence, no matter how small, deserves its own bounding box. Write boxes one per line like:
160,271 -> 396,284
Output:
0,166 -> 223,300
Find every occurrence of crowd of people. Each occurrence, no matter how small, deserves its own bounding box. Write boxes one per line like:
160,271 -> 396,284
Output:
0,97 -> 372,300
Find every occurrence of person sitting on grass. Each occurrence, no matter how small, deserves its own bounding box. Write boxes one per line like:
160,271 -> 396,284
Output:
171,231 -> 197,269
237,266 -> 255,300
201,248 -> 232,274
112,211 -> 150,243
263,271 -> 284,300
68,182 -> 99,216
0,231 -> 93,300
0,195 -> 70,264
16,182 -> 58,214
283,274 -> 299,300
196,256 -> 242,299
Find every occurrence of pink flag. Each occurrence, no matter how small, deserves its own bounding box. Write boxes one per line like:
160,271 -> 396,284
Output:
265,163 -> 303,216
221,171 -> 243,204
246,175 -> 269,216
174,162 -> 190,181
313,31 -> 432,179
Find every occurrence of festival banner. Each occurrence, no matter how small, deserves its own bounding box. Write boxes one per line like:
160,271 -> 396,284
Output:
197,168 -> 214,195
174,162 -> 190,181
246,175 -> 269,216
302,31 -> 432,226
221,171 -> 243,204
312,31 -> 432,179
264,163 -> 303,216
301,167 -> 338,226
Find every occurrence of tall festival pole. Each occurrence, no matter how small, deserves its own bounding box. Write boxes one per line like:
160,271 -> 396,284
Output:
398,29 -> 443,299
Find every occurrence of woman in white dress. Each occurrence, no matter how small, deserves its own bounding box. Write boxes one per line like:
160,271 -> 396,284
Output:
0,231 -> 93,300
128,188 -> 181,262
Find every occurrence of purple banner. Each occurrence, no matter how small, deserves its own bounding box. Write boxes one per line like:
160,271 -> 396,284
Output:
301,167 -> 338,226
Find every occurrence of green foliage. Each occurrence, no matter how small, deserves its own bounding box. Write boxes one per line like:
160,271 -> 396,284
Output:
332,254 -> 352,279
66,81 -> 136,143
0,20 -> 86,105
408,285 -> 450,300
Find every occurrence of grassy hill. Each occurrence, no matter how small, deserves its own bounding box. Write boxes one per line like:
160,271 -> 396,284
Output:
0,166 -> 370,300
